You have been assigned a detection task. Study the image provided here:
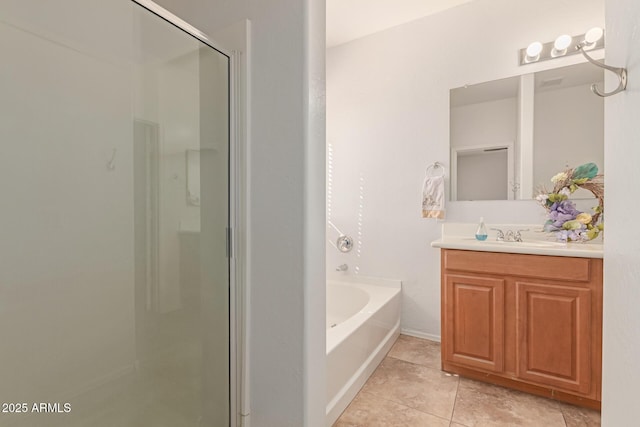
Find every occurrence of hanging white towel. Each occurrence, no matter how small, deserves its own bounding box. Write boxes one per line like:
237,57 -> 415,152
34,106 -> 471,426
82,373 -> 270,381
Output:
422,175 -> 445,219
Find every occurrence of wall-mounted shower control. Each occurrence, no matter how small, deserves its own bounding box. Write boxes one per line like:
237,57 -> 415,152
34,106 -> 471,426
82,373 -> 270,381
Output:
337,235 -> 354,253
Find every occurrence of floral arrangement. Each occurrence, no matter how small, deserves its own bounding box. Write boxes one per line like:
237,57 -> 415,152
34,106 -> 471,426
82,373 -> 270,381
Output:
536,163 -> 604,242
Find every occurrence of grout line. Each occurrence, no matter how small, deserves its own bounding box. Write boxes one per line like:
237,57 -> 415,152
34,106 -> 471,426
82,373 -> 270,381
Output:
359,389 -> 452,426
388,339 -> 595,427
386,354 -> 451,377
450,373 -> 461,424
561,410 -> 569,427
358,365 -> 454,423
361,356 -> 460,424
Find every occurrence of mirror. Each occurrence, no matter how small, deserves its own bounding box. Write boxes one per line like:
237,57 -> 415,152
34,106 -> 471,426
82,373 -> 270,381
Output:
186,149 -> 200,206
450,62 -> 604,201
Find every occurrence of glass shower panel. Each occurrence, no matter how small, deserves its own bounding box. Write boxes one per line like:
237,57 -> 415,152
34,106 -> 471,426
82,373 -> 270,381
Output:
0,1 -> 230,426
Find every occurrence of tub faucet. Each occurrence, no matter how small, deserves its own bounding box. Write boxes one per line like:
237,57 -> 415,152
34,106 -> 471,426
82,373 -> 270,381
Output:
336,264 -> 348,272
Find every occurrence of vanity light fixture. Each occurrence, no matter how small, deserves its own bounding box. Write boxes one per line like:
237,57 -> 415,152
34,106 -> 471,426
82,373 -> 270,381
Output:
519,26 -> 627,97
584,27 -> 604,48
552,34 -> 572,56
524,41 -> 543,62
518,28 -> 604,66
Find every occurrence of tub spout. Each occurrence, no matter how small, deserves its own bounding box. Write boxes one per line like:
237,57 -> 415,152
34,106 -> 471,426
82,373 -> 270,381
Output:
336,264 -> 348,272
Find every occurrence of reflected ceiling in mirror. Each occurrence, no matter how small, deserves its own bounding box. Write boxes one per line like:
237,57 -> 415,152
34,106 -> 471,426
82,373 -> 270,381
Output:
449,62 -> 604,201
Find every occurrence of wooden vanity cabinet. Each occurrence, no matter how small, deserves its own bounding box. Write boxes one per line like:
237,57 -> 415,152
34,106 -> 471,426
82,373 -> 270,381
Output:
441,249 -> 603,409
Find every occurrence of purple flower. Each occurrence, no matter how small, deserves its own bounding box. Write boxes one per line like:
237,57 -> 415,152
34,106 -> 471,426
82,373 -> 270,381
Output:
556,229 -> 589,243
547,200 -> 581,230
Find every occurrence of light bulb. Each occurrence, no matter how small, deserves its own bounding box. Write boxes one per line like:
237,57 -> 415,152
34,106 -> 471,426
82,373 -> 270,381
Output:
554,34 -> 572,51
526,41 -> 543,59
585,27 -> 604,44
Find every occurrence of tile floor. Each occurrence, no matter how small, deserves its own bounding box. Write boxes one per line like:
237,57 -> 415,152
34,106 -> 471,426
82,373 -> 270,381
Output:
334,335 -> 601,427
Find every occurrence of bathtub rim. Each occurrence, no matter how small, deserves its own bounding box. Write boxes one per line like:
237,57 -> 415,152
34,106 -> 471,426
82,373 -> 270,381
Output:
326,277 -> 402,355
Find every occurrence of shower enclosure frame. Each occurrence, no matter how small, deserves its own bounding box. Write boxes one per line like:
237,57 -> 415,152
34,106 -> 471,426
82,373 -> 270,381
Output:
131,1 -> 245,426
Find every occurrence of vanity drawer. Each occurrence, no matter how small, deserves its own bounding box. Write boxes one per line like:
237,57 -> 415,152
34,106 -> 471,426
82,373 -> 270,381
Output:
443,249 -> 591,282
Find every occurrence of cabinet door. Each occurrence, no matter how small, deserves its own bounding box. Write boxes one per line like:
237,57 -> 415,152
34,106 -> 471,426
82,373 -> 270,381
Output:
444,274 -> 505,372
516,281 -> 591,394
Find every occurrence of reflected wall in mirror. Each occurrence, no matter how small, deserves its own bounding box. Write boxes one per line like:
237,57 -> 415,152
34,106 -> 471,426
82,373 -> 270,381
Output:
451,143 -> 514,201
450,62 -> 604,201
186,149 -> 200,206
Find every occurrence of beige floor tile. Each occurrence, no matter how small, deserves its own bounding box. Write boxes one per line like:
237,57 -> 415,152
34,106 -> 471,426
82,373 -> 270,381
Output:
362,357 -> 459,420
452,378 -> 566,427
559,402 -> 601,426
337,335 -> 598,426
334,391 -> 450,427
388,334 -> 442,369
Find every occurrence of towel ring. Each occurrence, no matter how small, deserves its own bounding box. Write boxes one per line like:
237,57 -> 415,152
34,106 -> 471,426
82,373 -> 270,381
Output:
426,162 -> 446,177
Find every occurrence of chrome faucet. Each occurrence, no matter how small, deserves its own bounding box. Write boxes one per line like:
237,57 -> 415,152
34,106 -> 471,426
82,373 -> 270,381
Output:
336,264 -> 349,272
490,228 -> 528,242
514,229 -> 529,242
491,228 -> 505,241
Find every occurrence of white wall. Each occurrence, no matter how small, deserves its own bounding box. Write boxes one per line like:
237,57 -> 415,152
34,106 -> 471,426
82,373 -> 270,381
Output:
457,151 -> 509,201
601,0 -> 640,424
327,0 -> 604,339
451,97 -> 516,201
152,1 -> 326,426
304,0 -> 328,424
450,98 -> 517,150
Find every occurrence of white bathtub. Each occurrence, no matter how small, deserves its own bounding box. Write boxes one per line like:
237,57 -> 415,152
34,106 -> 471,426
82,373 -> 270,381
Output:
326,277 -> 402,426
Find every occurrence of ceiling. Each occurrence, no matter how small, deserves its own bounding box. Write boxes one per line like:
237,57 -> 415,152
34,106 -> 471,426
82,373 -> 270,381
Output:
326,0 -> 474,48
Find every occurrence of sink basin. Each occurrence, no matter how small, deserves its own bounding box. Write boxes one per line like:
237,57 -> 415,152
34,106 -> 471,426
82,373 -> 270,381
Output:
493,240 -> 566,248
462,238 -> 566,248
431,223 -> 603,258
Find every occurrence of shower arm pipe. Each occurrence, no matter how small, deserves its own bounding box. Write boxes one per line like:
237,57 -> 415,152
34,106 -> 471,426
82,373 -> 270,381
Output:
327,220 -> 345,238
576,43 -> 627,97
327,221 -> 354,253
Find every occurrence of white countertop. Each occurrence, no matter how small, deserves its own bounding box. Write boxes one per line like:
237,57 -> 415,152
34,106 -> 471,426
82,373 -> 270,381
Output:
431,223 -> 603,259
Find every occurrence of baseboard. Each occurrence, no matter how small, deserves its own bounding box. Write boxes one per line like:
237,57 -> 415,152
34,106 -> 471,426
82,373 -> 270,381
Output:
400,328 -> 441,343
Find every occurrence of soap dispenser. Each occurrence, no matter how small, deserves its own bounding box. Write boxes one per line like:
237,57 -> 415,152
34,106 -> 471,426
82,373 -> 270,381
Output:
475,217 -> 488,241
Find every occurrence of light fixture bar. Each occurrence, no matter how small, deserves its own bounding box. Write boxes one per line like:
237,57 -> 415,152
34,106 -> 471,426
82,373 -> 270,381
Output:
519,31 -> 604,66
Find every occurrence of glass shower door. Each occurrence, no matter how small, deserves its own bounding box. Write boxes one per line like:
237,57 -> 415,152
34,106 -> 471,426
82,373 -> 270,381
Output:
0,1 -> 230,426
